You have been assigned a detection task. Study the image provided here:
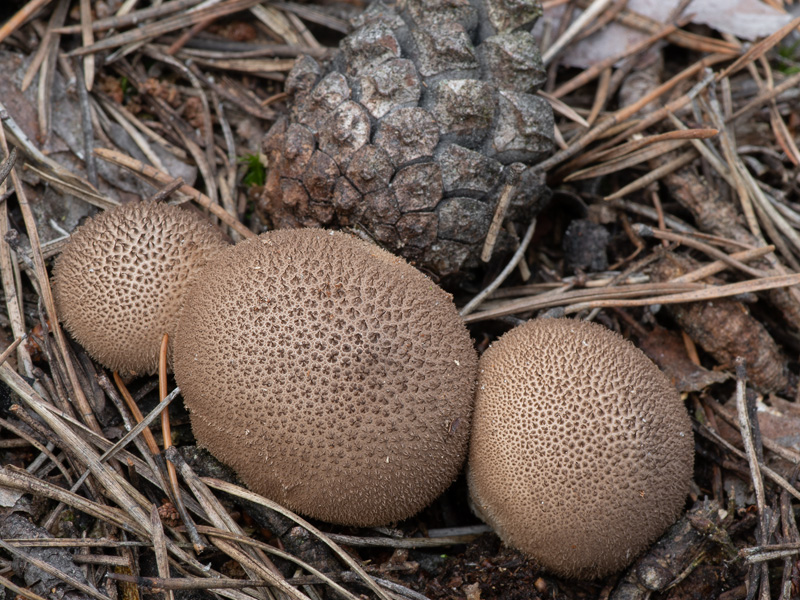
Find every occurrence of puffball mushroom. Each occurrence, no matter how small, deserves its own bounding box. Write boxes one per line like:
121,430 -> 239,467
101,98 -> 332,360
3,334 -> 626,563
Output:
467,318 -> 694,580
173,229 -> 477,526
53,201 -> 228,375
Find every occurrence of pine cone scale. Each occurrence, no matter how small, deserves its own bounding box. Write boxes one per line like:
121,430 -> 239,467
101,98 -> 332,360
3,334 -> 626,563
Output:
259,0 -> 554,282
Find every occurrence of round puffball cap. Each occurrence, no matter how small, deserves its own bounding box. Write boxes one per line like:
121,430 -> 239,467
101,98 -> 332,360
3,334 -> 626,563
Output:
53,202 -> 228,375
173,229 -> 477,527
467,318 -> 694,579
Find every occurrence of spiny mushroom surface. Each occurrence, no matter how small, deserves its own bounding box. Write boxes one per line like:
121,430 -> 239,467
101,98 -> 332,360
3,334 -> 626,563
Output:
53,201 -> 228,375
173,229 -> 477,526
467,318 -> 694,579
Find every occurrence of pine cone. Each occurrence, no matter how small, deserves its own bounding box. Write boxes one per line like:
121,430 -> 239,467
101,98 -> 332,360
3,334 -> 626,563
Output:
259,0 -> 554,282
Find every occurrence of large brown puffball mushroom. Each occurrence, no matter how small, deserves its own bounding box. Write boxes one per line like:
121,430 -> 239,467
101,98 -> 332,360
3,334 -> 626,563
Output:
53,202 -> 228,375
173,229 -> 477,526
467,318 -> 694,579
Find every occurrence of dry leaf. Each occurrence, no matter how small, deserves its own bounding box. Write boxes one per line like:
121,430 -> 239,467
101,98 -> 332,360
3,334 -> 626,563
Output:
538,0 -> 792,68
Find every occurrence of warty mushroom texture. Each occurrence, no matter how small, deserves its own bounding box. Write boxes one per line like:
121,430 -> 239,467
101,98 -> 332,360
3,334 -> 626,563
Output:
52,201 -> 229,375
467,317 -> 694,579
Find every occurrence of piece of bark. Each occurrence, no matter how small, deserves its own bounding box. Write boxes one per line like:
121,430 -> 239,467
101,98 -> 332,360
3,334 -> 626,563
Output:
610,499 -> 734,600
650,252 -> 788,393
638,325 -> 730,392
179,446 -> 341,575
662,165 -> 800,328
0,508 -> 93,600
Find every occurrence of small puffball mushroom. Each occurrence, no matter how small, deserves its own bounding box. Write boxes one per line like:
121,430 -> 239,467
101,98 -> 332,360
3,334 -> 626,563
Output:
173,229 -> 477,526
467,318 -> 693,579
53,202 -> 228,375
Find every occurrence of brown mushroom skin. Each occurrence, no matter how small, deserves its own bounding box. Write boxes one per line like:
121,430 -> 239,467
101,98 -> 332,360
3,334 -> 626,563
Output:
52,202 -> 228,375
173,229 -> 477,527
467,318 -> 694,579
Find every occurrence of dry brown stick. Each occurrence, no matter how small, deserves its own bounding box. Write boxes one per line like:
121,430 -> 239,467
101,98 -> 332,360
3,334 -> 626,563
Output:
41,379 -> 208,542
706,94 -> 763,241
0,148 -> 34,378
5,538 -> 152,547
21,0 -> 66,92
54,0 -> 204,34
566,138 -> 696,181
586,66 -> 611,126
153,338 -> 206,555
584,54 -> 729,160
714,14 -> 800,84
24,164 -> 118,210
94,147 -> 255,239
167,43 -> 326,60
185,60 -> 276,120
79,0 -> 95,90
760,57 -> 800,167
0,571 -> 49,600
583,128 -> 718,166
539,90 -> 590,127
113,372 -> 161,455
203,477 -> 393,600
552,22 -> 681,99
734,358 -> 772,600
708,93 -> 800,265
0,335 -> 25,367
574,0 -> 741,54
480,175 -> 518,262
0,538 -> 112,600
95,92 -> 184,161
191,527 -> 370,600
212,538 -> 305,600
109,573 -> 276,591
729,70 -> 800,123
634,225 -> 769,279
325,531 -> 486,549
159,334 -> 179,496
543,0 -> 616,64
779,490 -> 800,598
165,448 -> 308,600
68,387 -> 182,500
573,0 -> 628,43
564,273 -> 800,314
465,281 -> 698,322
35,1 -> 68,138
704,397 -> 800,467
699,424 -> 800,504
74,60 -> 98,187
72,554 -> 130,567
70,0 -> 264,56
151,504 -> 175,600
269,1 -> 348,34
603,149 -> 698,201
0,128 -> 102,435
209,89 -> 240,237
539,53 -> 728,172
735,359 -> 769,530
0,366 -> 251,600
98,372 -> 172,501
463,218 -> 537,316
671,246 -> 775,283
0,463 -> 144,536
0,414 -> 73,483
0,0 -> 53,44
141,46 -> 218,204
666,112 -> 737,189
99,379 -> 206,554
0,145 -> 16,185
98,97 -> 168,171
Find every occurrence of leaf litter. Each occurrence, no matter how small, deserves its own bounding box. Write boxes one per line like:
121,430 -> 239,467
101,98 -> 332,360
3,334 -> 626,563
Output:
1,0 -> 800,599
